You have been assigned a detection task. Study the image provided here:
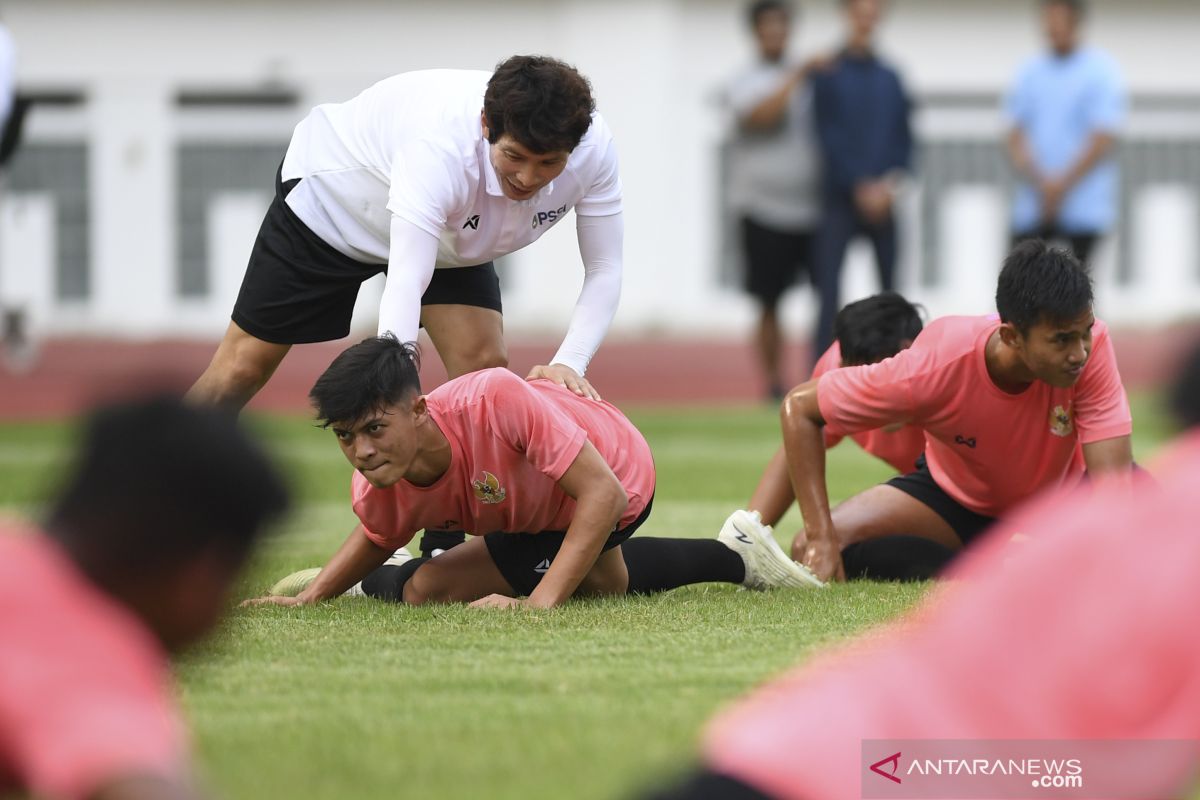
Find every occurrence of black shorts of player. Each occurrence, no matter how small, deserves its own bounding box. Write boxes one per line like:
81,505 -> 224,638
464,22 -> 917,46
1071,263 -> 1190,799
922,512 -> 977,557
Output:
886,455 -> 997,546
741,216 -> 816,308
484,495 -> 655,597
231,167 -> 503,345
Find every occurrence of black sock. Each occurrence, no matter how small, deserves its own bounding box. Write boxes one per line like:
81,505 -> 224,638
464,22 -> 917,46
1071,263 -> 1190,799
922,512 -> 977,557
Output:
841,537 -> 960,581
360,557 -> 430,603
420,529 -> 465,557
623,537 -> 745,595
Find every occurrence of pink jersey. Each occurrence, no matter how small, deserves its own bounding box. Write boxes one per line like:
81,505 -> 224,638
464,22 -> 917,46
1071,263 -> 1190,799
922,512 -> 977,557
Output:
818,315 -> 1131,516
354,369 -> 655,549
812,343 -> 926,473
704,434 -> 1200,799
0,529 -> 188,799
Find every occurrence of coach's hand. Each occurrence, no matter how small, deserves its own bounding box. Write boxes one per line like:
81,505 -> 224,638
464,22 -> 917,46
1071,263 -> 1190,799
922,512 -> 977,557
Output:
801,539 -> 846,583
528,363 -> 601,401
240,595 -> 309,608
469,594 -> 523,610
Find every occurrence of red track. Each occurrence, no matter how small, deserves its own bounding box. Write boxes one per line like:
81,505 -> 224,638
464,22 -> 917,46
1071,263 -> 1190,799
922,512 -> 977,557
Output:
0,328 -> 1196,420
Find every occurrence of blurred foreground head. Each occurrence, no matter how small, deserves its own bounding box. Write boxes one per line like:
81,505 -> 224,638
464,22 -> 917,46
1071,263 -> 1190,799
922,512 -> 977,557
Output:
44,395 -> 290,651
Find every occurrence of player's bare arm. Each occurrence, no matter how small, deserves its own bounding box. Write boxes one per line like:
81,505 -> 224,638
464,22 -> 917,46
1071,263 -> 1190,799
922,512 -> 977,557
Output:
471,441 -> 627,610
1082,435 -> 1134,491
780,379 -> 844,582
242,524 -> 391,607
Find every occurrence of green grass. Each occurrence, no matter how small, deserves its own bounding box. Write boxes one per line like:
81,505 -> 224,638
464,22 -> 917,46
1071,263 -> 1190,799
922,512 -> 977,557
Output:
0,394 -> 1182,800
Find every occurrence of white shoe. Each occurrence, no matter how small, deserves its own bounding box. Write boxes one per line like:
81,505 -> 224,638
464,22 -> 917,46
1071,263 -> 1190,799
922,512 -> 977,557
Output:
717,510 -> 825,590
268,547 -> 414,598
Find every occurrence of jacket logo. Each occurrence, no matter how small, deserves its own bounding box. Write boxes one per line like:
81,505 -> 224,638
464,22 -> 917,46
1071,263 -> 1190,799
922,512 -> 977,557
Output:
1049,404 -> 1074,437
472,471 -> 507,504
531,204 -> 568,229
462,214 -> 480,230
954,435 -> 977,449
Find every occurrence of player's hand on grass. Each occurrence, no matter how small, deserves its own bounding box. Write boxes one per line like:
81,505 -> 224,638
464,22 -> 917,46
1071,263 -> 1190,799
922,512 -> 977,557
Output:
240,595 -> 309,608
469,594 -> 524,610
527,364 -> 601,401
801,539 -> 846,583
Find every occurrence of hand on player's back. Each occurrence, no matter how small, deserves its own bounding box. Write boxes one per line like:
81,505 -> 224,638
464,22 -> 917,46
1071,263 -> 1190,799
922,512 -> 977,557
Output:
527,363 -> 601,401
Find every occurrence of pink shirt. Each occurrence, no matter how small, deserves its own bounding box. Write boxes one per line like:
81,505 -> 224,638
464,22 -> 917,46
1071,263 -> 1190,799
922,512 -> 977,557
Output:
354,369 -> 655,548
818,315 -> 1131,516
704,434 -> 1200,800
812,343 -> 926,474
0,530 -> 188,799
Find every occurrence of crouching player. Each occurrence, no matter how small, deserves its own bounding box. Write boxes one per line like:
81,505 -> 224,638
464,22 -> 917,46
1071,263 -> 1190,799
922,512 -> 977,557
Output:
746,291 -> 927,529
0,397 -> 289,800
248,335 -> 820,611
782,240 -> 1133,582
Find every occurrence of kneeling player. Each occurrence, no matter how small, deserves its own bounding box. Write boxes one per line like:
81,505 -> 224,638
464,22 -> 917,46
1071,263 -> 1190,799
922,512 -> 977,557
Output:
248,336 -> 820,611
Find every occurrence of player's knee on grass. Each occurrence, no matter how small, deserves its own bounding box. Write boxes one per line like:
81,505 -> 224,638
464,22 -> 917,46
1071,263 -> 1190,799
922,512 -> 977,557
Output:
573,548 -> 629,597
361,557 -> 430,603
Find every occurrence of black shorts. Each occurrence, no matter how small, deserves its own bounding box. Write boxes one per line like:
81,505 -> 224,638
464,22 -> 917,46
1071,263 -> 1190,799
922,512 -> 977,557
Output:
483,495 -> 654,597
886,456 -> 997,545
232,169 -> 503,345
741,216 -> 815,307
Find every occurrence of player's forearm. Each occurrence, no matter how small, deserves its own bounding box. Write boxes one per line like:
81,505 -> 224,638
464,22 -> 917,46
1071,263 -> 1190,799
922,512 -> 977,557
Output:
526,488 -> 627,609
1082,435 -> 1134,493
297,524 -> 392,603
378,216 -> 439,342
780,383 -> 834,542
1006,128 -> 1040,184
747,447 -> 796,528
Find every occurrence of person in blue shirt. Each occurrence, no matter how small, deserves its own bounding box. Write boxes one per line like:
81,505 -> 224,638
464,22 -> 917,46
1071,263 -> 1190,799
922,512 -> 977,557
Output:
1006,0 -> 1125,265
811,0 -> 913,361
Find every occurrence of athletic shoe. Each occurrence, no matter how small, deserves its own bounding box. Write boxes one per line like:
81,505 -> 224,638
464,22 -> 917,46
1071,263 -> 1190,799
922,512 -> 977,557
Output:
268,547 -> 414,598
717,510 -> 825,590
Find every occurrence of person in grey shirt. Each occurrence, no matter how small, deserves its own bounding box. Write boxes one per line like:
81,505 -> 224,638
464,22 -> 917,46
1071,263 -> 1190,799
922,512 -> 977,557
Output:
726,0 -> 824,401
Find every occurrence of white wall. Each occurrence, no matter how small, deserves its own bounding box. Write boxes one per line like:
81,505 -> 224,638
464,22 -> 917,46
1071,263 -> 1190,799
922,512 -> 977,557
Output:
1,0 -> 1199,339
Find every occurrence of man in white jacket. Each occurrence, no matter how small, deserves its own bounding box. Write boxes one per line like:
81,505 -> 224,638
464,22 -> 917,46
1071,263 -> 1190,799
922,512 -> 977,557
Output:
189,54 -> 624,411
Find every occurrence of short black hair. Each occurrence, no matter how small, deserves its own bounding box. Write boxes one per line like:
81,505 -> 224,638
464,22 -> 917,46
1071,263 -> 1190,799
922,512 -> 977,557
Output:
1043,0 -> 1087,17
835,291 -> 925,366
44,395 -> 290,570
748,0 -> 793,28
483,55 -> 596,154
309,334 -> 423,428
1171,340 -> 1200,430
995,240 -> 1094,335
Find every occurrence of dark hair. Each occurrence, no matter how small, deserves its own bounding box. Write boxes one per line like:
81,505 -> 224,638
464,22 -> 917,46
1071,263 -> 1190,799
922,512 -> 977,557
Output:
483,55 -> 596,154
310,334 -> 423,428
45,396 -> 290,570
748,0 -> 792,28
995,240 -> 1093,334
835,291 -> 924,366
1043,0 -> 1086,17
1171,341 -> 1200,430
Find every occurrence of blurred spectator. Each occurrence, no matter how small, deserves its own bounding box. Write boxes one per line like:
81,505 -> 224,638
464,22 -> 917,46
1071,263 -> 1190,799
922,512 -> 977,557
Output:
0,396 -> 290,800
811,0 -> 913,361
645,342 -> 1200,800
0,18 -> 26,374
1006,0 -> 1125,265
726,0 -> 824,401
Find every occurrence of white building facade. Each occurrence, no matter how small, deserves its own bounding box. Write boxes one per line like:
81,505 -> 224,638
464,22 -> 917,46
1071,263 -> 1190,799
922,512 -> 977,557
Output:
1,0 -> 1198,341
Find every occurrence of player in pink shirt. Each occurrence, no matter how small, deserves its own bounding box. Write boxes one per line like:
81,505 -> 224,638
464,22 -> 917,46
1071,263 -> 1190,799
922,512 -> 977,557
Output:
0,397 -> 289,800
248,335 -> 820,611
645,344 -> 1200,800
781,240 -> 1132,582
747,292 -> 927,528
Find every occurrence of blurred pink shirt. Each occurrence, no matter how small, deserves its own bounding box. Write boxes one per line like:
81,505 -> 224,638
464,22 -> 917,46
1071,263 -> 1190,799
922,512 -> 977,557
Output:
818,315 -> 1131,516
704,432 -> 1200,799
812,342 -> 926,474
355,369 -> 655,548
0,530 -> 188,799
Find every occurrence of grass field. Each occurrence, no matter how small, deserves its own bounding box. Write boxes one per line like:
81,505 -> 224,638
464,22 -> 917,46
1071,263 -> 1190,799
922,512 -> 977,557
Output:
0,393 -> 1180,799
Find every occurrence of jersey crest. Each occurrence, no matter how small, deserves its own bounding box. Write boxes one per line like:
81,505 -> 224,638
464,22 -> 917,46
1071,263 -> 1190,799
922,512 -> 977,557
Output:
1049,403 -> 1074,438
472,471 -> 507,504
